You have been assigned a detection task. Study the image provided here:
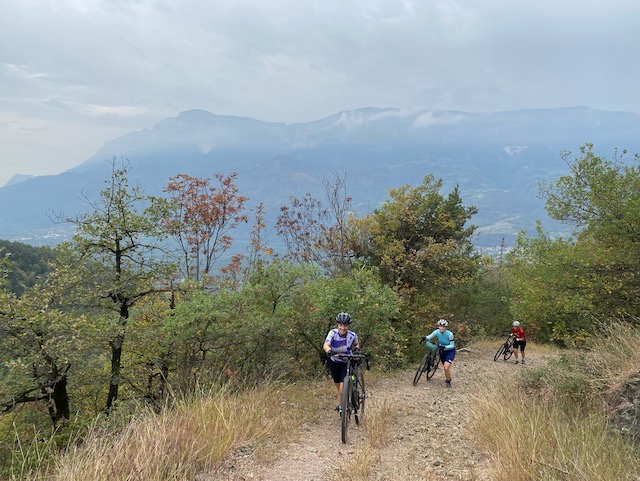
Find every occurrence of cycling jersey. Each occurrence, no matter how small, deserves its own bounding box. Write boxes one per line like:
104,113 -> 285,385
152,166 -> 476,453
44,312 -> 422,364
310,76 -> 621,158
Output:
511,326 -> 526,340
324,328 -> 358,363
425,329 -> 455,350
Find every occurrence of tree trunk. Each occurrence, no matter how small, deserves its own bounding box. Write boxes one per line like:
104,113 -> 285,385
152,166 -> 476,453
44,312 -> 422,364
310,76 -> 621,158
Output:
50,376 -> 70,426
105,308 -> 128,413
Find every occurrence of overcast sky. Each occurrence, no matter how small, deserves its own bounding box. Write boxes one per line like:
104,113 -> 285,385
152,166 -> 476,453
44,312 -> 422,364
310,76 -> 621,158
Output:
1,0 -> 639,187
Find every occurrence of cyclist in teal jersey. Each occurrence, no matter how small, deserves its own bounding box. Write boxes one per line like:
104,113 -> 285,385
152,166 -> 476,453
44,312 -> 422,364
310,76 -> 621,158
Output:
421,319 -> 456,388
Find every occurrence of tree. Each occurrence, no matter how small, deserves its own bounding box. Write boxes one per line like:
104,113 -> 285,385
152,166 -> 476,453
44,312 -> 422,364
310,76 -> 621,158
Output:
61,157 -> 174,412
156,173 -> 248,281
359,175 -> 479,299
0,240 -> 54,296
541,144 -> 640,242
507,145 -> 640,342
541,144 -> 640,317
276,172 -> 357,274
0,277 -> 79,426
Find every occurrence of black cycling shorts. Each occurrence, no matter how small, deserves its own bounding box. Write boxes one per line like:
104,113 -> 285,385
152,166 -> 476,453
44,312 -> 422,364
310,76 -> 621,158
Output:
513,339 -> 527,352
328,358 -> 348,383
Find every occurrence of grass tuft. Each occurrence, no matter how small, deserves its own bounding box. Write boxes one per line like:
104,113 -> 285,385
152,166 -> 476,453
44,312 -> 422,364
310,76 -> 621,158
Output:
472,323 -> 640,481
36,382 -> 319,481
330,398 -> 393,481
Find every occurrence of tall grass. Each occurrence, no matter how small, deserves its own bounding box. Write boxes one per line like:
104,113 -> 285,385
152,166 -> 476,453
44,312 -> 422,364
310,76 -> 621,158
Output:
472,322 -> 640,481
20,382 -> 320,481
330,398 -> 393,481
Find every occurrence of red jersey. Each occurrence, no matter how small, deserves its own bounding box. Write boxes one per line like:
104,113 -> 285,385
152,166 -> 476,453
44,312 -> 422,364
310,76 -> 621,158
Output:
511,326 -> 526,340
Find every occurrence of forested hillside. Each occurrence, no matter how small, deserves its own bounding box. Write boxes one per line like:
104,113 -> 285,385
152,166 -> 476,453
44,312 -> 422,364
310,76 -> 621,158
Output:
0,240 -> 54,296
1,144 -> 639,480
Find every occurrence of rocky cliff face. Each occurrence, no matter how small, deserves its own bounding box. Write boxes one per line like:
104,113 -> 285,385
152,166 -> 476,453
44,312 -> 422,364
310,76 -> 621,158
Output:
608,371 -> 640,444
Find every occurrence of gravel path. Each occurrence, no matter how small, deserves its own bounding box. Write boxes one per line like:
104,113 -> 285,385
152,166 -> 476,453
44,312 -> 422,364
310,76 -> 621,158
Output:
214,346 -> 525,481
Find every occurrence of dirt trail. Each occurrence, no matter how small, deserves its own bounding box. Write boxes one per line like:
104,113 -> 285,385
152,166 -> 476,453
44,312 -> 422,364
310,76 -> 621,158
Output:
213,346 -> 527,481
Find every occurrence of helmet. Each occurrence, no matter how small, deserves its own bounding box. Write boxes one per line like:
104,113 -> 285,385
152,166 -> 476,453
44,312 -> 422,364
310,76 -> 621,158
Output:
336,312 -> 352,324
512,321 -> 520,327
437,319 -> 448,327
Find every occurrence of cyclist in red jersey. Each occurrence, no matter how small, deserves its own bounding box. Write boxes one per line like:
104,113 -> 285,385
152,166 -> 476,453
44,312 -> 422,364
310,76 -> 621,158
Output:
511,321 -> 526,364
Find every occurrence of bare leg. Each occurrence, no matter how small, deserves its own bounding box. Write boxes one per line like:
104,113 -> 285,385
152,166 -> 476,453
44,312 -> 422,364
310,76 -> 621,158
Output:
443,361 -> 452,382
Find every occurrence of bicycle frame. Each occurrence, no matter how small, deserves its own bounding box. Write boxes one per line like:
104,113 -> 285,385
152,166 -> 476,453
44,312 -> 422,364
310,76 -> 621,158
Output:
334,353 -> 368,443
493,336 -> 514,361
413,342 -> 437,384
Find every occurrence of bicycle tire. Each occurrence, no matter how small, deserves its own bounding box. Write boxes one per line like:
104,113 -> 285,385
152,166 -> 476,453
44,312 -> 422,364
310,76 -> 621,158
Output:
413,351 -> 431,385
341,372 -> 351,444
426,351 -> 440,380
503,344 -> 513,360
354,369 -> 365,425
493,343 -> 506,361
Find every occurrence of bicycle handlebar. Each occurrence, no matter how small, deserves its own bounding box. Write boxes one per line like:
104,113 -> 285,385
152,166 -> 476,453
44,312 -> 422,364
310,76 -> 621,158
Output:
333,353 -> 370,369
333,353 -> 368,360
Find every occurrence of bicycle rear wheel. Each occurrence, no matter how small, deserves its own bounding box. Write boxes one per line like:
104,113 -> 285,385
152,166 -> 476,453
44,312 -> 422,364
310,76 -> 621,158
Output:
426,351 -> 440,380
413,351 -> 431,385
353,369 -> 365,425
503,344 -> 513,360
341,372 -> 352,444
493,343 -> 506,361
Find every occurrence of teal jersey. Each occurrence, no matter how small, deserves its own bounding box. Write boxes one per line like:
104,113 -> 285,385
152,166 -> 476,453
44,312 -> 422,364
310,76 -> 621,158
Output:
426,329 -> 455,350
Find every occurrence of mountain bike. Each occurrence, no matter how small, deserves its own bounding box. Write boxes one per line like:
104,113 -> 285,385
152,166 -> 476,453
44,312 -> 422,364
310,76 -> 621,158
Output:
493,335 -> 514,361
413,340 -> 440,385
335,353 -> 369,444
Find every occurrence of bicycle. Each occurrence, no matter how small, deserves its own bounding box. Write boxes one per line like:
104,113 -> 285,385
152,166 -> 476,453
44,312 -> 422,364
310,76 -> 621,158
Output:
493,335 -> 514,361
334,353 -> 369,444
413,340 -> 440,385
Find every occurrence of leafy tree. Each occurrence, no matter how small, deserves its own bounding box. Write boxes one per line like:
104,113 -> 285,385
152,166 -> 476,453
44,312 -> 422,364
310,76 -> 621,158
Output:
357,175 -> 479,301
154,173 -> 248,281
163,260 -> 403,384
60,157 -> 175,412
506,226 -> 595,343
507,145 -> 640,342
541,144 -> 640,241
0,240 -> 54,296
446,256 -> 513,337
308,268 -> 404,369
0,280 -> 80,426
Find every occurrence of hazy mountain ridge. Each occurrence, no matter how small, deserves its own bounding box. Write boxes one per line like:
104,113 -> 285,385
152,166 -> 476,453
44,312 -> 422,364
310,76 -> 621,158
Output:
2,106 -> 639,248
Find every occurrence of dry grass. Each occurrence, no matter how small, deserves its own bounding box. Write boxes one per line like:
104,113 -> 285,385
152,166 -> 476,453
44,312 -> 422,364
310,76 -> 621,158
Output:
472,323 -> 640,481
469,337 -> 561,357
26,382 -> 320,481
330,398 -> 393,481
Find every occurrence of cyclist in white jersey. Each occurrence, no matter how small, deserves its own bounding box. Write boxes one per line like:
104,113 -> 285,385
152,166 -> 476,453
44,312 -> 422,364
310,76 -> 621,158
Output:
323,312 -> 360,412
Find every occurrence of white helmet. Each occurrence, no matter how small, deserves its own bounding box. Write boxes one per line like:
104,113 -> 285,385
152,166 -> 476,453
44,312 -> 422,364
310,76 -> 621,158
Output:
437,319 -> 448,327
512,321 -> 520,327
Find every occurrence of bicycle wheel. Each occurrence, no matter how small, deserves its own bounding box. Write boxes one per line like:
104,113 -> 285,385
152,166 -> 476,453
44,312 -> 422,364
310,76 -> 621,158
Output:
503,344 -> 513,361
426,351 -> 440,380
493,343 -> 506,361
340,372 -> 352,444
413,351 -> 431,385
353,369 -> 365,425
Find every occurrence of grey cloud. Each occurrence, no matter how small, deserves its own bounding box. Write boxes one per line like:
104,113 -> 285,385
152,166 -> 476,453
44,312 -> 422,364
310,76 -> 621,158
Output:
0,0 -> 639,185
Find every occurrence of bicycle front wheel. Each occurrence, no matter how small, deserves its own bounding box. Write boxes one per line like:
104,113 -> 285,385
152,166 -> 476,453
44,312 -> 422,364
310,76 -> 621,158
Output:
493,343 -> 506,361
354,369 -> 365,425
413,351 -> 431,385
426,351 -> 440,380
341,372 -> 352,444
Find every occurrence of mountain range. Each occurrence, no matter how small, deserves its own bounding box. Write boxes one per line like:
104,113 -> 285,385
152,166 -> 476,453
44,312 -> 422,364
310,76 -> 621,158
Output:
2,106 -> 640,252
